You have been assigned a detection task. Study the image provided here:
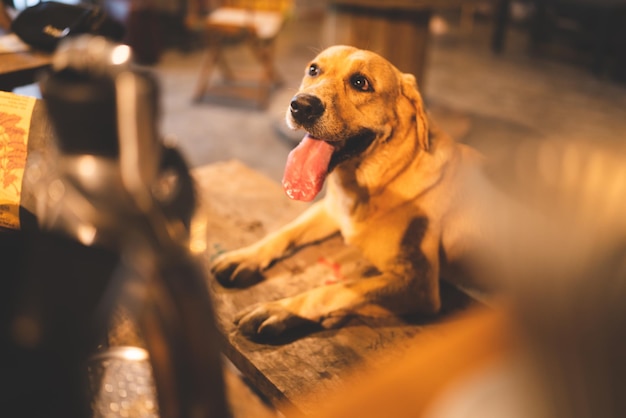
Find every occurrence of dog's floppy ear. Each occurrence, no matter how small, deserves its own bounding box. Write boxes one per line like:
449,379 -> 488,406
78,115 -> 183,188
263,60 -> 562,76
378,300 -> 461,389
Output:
400,73 -> 430,151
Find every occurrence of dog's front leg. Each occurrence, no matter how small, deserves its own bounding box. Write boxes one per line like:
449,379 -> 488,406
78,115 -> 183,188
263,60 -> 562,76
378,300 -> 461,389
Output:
235,268 -> 440,339
211,200 -> 339,287
235,222 -> 443,339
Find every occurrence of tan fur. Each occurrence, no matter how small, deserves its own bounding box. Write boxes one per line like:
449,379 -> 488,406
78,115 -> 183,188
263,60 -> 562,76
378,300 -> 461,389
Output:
211,46 -> 495,339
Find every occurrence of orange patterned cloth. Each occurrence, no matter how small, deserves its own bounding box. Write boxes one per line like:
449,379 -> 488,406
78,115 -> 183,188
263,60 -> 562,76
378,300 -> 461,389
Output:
0,91 -> 36,229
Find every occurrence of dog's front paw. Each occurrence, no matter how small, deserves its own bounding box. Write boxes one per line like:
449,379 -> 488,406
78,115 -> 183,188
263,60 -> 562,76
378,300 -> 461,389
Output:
210,250 -> 264,288
234,302 -> 315,340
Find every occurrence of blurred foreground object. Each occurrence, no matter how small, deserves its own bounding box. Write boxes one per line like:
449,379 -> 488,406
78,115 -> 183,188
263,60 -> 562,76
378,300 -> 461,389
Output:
1,35 -> 230,418
300,138 -> 626,418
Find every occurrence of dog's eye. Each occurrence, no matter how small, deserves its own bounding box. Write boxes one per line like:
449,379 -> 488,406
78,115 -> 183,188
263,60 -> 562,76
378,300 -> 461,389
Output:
308,64 -> 320,77
350,74 -> 372,92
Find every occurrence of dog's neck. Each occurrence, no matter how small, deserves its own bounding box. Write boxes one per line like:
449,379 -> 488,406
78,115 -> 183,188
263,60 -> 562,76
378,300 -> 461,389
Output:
327,119 -> 461,220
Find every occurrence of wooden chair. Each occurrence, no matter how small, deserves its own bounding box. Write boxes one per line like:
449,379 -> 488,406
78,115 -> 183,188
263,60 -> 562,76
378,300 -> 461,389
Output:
187,0 -> 292,108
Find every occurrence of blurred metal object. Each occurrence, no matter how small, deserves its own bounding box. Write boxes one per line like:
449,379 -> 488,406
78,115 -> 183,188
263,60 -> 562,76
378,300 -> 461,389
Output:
1,34 -> 231,418
52,35 -> 133,77
88,347 -> 159,418
38,33 -> 172,248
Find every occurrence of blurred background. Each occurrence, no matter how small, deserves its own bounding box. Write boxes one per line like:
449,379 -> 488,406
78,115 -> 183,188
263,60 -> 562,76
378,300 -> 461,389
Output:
3,2 -> 626,417
7,0 -> 626,183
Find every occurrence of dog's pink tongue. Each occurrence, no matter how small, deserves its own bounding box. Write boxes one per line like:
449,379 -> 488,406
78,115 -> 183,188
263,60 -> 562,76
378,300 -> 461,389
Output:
282,134 -> 334,201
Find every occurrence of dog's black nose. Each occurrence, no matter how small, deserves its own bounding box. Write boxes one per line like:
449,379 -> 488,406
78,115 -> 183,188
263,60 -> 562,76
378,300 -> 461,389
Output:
290,94 -> 324,125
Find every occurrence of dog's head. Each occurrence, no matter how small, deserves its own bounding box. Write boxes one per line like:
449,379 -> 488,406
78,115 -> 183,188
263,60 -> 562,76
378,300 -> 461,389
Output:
283,45 -> 429,201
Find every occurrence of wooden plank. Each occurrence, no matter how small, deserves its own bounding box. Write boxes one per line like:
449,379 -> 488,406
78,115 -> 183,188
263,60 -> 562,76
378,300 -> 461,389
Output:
192,161 -> 478,416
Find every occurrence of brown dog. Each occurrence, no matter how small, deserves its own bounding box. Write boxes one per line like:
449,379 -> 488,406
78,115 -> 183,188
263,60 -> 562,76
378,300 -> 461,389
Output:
211,45 -> 498,340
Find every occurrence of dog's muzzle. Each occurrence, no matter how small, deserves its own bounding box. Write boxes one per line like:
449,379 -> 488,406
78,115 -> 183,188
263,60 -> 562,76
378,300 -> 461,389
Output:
289,93 -> 325,126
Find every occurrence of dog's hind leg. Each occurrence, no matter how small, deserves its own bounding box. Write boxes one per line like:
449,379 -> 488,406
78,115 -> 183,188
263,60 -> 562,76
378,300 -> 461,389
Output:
211,200 -> 339,287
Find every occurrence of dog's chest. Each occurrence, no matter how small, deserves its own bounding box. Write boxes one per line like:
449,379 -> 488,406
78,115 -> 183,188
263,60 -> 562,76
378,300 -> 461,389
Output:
327,168 -> 417,240
325,191 -> 359,241
325,184 -> 390,244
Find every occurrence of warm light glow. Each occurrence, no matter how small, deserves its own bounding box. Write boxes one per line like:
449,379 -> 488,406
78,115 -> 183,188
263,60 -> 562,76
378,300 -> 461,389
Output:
111,45 -> 132,66
118,346 -> 149,362
189,215 -> 208,254
76,224 -> 97,246
76,155 -> 98,178
190,238 -> 207,254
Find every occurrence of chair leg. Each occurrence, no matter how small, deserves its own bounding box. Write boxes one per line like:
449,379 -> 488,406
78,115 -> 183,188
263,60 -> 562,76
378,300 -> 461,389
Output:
247,38 -> 283,108
194,31 -> 283,108
529,0 -> 548,55
264,40 -> 283,87
216,50 -> 236,83
492,0 -> 511,53
248,38 -> 282,87
193,43 -> 221,102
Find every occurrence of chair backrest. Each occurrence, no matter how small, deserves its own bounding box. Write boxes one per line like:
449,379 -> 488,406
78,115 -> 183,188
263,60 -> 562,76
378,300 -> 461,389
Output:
222,0 -> 292,13
186,0 -> 292,29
